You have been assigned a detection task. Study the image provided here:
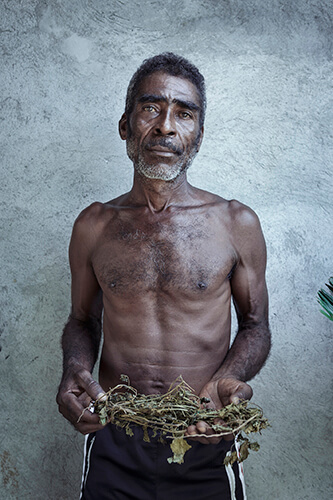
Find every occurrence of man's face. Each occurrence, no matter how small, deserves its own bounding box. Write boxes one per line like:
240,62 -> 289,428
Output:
119,71 -> 204,182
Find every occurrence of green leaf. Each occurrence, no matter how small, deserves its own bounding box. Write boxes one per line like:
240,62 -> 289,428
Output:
318,289 -> 333,305
317,277 -> 333,320
320,309 -> 333,320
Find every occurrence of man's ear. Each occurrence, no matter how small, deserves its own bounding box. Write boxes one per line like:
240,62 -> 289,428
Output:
119,113 -> 127,140
196,126 -> 204,152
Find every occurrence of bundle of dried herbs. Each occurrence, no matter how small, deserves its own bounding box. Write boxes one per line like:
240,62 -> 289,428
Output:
91,375 -> 269,465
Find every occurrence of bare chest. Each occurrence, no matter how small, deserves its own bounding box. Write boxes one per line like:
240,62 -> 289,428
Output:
93,214 -> 236,297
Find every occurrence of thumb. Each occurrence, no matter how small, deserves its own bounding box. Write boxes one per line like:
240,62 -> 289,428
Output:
231,382 -> 253,404
76,369 -> 106,401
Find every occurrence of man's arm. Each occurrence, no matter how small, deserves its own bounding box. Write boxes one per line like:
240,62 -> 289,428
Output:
56,205 -> 107,434
209,204 -> 271,387
187,204 -> 271,442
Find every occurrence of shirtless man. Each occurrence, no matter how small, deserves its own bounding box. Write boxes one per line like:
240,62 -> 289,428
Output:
57,53 -> 271,500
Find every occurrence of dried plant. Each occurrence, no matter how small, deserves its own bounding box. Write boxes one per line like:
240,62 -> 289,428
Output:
89,375 -> 269,465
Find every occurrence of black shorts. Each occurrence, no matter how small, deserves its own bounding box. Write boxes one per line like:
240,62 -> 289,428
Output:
80,424 -> 246,500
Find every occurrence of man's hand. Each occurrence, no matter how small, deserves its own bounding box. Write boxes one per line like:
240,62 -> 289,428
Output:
56,365 -> 106,435
185,377 -> 253,444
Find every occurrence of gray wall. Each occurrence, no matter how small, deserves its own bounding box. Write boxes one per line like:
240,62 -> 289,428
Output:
1,1 -> 332,499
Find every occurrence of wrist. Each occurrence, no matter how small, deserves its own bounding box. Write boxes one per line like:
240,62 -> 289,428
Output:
63,357 -> 93,374
211,373 -> 244,383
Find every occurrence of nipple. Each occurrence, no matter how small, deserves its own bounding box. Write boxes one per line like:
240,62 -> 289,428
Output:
197,281 -> 207,290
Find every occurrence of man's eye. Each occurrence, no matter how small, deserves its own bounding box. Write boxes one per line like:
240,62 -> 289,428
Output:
143,105 -> 156,112
179,111 -> 192,119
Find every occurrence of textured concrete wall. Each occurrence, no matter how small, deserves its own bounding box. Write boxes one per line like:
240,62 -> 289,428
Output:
0,1 -> 332,499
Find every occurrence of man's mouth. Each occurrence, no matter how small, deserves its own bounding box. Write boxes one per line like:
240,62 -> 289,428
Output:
144,140 -> 182,156
147,147 -> 177,157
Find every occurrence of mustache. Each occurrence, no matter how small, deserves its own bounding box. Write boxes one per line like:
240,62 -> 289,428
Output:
144,138 -> 183,155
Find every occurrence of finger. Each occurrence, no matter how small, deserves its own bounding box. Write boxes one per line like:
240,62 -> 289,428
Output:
185,432 -> 214,444
58,391 -> 99,426
211,417 -> 234,442
231,382 -> 253,403
186,424 -> 198,436
71,409 -> 106,435
75,370 -> 107,401
76,406 -> 101,425
217,379 -> 253,406
76,411 -> 105,432
186,421 -> 216,436
190,436 -> 216,444
77,391 -> 94,408
58,396 -> 105,434
185,425 -> 223,445
185,421 -> 217,444
195,420 -> 210,434
185,423 -> 209,440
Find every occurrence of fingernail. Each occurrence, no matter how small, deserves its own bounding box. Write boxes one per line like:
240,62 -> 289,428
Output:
97,392 -> 107,401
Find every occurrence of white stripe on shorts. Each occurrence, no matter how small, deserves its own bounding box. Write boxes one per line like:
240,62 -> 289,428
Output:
235,437 -> 247,500
80,434 -> 96,499
224,438 -> 247,500
224,451 -> 237,500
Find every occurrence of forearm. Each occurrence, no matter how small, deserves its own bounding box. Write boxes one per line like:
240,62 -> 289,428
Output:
57,314 -> 105,434
61,315 -> 102,373
213,321 -> 271,382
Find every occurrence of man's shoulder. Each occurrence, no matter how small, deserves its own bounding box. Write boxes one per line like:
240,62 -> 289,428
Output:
76,201 -> 105,219
227,199 -> 260,227
72,201 -> 107,231
74,195 -> 128,225
191,187 -> 228,209
201,193 -> 263,243
226,200 -> 265,253
71,200 -> 120,242
195,188 -> 259,225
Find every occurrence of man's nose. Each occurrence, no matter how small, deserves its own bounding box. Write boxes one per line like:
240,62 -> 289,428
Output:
154,110 -> 176,136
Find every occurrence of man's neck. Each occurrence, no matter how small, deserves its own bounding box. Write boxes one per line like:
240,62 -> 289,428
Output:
127,171 -> 194,213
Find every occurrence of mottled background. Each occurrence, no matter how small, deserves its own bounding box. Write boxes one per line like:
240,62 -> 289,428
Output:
0,0 -> 332,499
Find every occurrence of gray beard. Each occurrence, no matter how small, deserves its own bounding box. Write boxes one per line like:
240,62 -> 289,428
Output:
127,140 -> 198,182
134,153 -> 196,181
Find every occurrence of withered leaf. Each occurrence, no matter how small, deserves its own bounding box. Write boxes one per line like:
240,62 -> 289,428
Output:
92,375 -> 269,466
224,451 -> 238,466
167,438 -> 192,464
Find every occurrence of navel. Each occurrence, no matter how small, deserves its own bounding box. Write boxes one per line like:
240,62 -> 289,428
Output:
196,280 -> 207,290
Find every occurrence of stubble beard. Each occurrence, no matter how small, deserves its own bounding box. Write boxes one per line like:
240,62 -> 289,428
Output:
126,137 -> 199,182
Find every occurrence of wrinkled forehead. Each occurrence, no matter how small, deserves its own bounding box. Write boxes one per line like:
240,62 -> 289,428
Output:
134,71 -> 202,109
